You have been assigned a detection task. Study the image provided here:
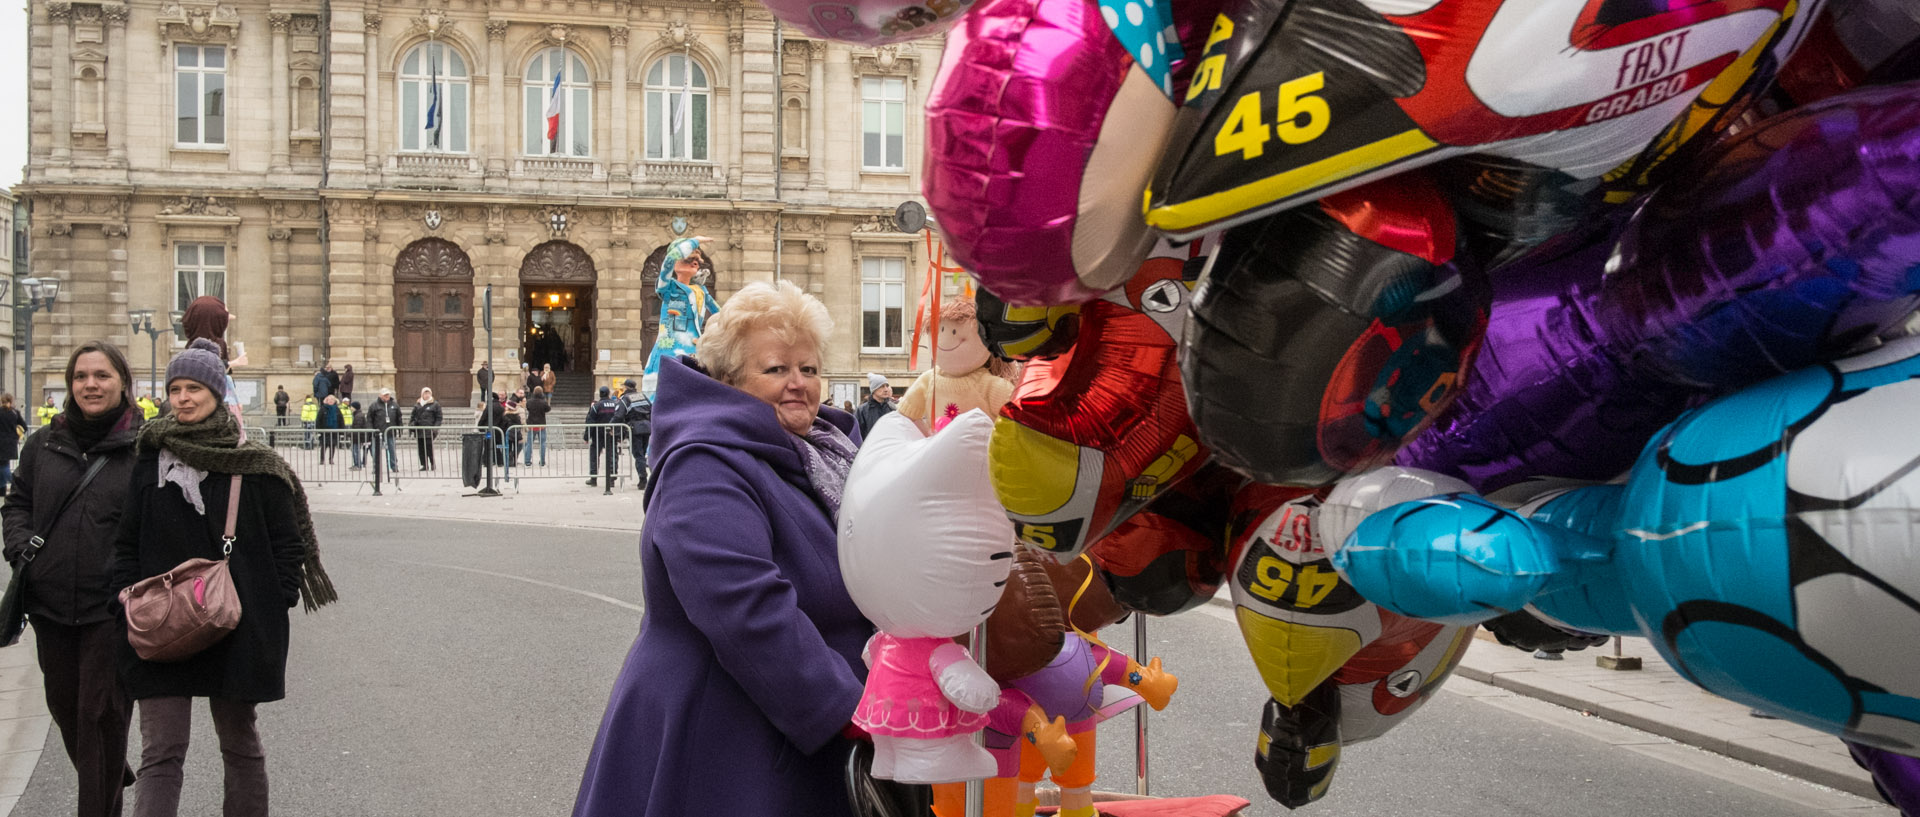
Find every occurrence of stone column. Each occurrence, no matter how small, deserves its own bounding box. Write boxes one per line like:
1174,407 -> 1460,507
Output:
49,1 -> 73,165
808,40 -> 826,190
362,12 -> 381,170
824,48 -> 852,191
728,30 -> 744,193
270,13 -> 292,172
269,227 -> 293,366
610,26 -> 630,182
104,3 -> 129,165
487,20 -> 508,179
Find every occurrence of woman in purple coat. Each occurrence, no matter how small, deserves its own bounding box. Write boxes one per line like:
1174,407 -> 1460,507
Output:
573,280 -> 870,817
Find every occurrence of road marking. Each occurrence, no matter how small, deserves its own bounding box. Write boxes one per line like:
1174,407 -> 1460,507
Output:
400,560 -> 645,613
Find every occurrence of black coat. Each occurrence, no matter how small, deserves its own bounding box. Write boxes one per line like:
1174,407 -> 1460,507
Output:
0,407 -> 24,462
619,393 -> 653,437
409,401 -> 443,439
110,453 -> 306,702
1,410 -> 143,625
524,393 -> 550,425
854,398 -> 896,439
369,399 -> 403,431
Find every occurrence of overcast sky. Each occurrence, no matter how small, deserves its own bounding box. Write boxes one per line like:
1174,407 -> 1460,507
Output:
3,12 -> 26,191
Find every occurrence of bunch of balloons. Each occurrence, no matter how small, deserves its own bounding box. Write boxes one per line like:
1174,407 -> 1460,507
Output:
785,0 -> 1920,808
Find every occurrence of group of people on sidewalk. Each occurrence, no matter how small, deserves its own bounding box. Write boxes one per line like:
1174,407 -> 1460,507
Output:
1,294 -> 338,817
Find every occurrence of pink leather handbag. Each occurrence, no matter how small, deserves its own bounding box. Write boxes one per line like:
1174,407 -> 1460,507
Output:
121,474 -> 244,663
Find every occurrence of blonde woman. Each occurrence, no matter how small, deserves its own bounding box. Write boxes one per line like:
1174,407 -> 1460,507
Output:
573,281 -> 868,817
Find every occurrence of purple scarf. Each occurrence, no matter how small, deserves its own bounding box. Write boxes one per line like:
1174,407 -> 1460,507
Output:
793,417 -> 858,517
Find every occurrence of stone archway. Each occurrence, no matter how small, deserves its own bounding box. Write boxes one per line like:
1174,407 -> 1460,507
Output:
393,238 -> 476,406
519,241 -> 598,379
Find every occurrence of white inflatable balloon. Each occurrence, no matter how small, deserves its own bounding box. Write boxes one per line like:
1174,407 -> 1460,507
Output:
840,410 -> 1015,638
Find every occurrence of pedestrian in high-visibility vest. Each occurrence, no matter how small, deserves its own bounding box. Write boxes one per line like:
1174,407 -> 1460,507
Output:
299,396 -> 319,449
135,394 -> 159,420
34,397 -> 58,427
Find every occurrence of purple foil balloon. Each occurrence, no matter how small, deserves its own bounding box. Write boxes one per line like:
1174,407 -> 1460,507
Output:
923,0 -> 1215,305
1849,742 -> 1920,815
1401,82 -> 1920,490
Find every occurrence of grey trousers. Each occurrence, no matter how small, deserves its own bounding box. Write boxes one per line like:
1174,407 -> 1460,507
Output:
132,697 -> 267,817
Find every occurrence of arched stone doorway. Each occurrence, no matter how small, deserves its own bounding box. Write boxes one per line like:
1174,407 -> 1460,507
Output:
520,241 -> 597,377
639,242 -> 716,350
393,238 -> 476,406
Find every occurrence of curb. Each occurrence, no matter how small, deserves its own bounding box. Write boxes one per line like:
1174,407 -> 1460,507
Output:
1451,652 -> 1880,801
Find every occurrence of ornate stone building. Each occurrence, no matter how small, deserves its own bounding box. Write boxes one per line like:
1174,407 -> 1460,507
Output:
20,0 -> 942,408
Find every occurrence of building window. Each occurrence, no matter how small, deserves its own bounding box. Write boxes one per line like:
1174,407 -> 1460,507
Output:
399,42 -> 470,153
645,54 -> 709,162
861,257 -> 906,351
524,48 -> 592,156
175,244 -> 227,313
174,45 -> 226,146
862,76 -> 905,170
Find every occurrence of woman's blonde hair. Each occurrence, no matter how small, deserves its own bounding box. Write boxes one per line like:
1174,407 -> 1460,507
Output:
698,280 -> 832,384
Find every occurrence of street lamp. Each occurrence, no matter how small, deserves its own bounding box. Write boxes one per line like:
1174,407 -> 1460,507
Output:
18,277 -> 58,422
129,309 -> 173,406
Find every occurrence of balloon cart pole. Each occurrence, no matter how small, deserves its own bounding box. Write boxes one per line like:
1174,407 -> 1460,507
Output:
966,618 -> 989,817
1134,614 -> 1150,796
1597,635 -> 1641,671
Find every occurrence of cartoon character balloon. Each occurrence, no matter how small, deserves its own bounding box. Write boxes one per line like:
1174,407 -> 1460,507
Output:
991,237 -> 1217,560
898,299 -> 1020,433
924,0 -> 1223,304
1229,480 -> 1473,808
841,411 -> 1015,784
1146,0 -> 1828,238
1331,335 -> 1920,754
642,237 -> 719,393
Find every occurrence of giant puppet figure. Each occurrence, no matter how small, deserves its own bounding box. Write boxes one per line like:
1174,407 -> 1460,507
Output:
643,237 -> 720,393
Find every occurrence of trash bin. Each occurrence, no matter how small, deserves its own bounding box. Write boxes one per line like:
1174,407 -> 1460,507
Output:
461,432 -> 487,488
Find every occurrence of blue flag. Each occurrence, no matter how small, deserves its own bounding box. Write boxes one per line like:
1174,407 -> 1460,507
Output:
425,43 -> 442,148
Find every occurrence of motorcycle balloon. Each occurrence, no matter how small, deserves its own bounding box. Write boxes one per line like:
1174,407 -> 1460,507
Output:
992,240 -> 1217,559
1182,171 -> 1487,487
1775,0 -> 1920,105
975,287 -> 1082,361
1401,83 -> 1920,491
923,0 -> 1226,304
1088,463 -> 1241,616
1144,0 -> 1825,238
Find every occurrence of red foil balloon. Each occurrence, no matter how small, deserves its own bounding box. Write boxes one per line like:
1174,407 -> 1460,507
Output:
991,237 -> 1219,560
1088,463 -> 1243,615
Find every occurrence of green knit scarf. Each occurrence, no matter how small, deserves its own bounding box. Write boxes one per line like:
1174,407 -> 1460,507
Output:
137,406 -> 339,611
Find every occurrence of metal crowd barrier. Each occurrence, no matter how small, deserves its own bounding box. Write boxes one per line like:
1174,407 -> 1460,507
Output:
265,427 -> 384,486
247,418 -> 639,494
487,423 -> 632,490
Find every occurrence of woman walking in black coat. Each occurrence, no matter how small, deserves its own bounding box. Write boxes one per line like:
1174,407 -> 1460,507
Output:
0,393 -> 27,492
110,339 -> 337,817
2,341 -> 144,817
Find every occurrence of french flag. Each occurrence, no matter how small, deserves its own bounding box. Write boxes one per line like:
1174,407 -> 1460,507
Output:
543,69 -> 563,153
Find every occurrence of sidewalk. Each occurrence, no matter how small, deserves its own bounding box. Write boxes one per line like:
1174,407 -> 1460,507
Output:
1453,630 -> 1881,800
301,474 -> 648,534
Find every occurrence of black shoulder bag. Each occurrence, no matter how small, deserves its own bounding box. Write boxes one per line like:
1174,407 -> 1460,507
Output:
0,454 -> 113,647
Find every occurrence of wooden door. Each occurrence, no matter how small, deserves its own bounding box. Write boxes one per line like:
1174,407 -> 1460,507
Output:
394,238 -> 475,406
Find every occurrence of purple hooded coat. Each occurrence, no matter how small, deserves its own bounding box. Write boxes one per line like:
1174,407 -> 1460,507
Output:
573,355 -> 871,817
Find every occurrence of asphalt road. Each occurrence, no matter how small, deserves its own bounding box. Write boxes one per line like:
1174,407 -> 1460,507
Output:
16,514 -> 1891,816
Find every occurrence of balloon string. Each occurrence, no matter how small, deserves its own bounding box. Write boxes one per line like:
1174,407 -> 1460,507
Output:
1069,553 -> 1113,700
